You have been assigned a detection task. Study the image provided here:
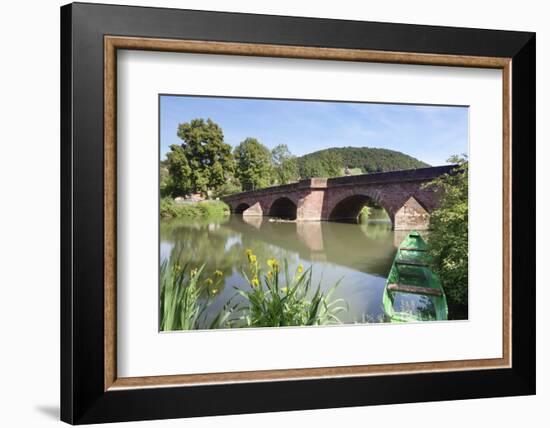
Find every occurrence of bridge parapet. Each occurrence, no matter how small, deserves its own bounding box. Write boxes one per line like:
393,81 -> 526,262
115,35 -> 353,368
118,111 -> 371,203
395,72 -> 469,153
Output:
304,178 -> 328,189
222,181 -> 303,202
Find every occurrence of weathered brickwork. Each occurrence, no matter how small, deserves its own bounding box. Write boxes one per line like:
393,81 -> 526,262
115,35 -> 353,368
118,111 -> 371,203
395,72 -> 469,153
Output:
393,196 -> 430,230
222,165 -> 454,230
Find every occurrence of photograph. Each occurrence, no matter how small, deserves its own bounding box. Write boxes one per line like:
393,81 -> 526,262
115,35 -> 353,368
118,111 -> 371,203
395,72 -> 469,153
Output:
159,95 -> 469,331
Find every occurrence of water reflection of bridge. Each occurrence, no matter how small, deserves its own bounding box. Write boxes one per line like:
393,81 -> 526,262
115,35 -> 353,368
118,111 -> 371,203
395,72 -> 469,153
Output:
226,216 -> 412,277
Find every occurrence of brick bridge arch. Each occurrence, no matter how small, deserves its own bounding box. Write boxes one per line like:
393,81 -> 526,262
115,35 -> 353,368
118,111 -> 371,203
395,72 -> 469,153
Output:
222,165 -> 455,230
327,193 -> 389,222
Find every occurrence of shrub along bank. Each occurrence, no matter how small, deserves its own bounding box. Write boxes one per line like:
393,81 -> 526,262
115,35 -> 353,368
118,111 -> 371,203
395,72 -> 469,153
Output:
160,198 -> 230,220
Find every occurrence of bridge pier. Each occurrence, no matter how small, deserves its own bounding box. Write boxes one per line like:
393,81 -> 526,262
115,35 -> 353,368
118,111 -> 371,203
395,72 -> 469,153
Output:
241,201 -> 263,217
296,178 -> 327,221
393,196 -> 430,230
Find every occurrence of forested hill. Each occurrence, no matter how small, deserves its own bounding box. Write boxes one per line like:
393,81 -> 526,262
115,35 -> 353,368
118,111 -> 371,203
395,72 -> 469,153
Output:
297,147 -> 430,175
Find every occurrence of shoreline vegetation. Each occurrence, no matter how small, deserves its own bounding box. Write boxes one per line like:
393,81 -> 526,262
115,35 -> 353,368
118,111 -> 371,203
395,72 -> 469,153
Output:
160,197 -> 230,220
424,156 -> 469,319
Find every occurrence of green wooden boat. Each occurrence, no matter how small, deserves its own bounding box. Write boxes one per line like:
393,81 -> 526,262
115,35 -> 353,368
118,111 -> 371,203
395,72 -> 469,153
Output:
382,231 -> 448,322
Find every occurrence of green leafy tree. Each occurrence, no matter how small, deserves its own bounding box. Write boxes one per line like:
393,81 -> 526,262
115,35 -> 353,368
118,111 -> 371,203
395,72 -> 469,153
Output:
169,118 -> 233,196
165,144 -> 192,196
426,155 -> 468,318
320,150 -> 343,177
234,138 -> 273,191
212,179 -> 242,198
299,149 -> 342,179
271,144 -> 299,185
299,157 -> 325,179
159,160 -> 172,197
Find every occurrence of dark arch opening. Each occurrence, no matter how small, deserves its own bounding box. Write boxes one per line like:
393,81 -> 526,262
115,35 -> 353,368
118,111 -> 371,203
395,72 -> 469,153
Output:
329,195 -> 390,224
234,203 -> 250,214
269,197 -> 297,220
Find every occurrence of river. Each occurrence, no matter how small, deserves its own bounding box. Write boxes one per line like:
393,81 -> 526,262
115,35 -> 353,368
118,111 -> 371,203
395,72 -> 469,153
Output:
159,209 -> 424,325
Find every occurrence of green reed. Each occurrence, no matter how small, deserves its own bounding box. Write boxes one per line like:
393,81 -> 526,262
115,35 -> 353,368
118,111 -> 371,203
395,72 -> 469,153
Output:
227,250 -> 348,328
159,259 -> 228,331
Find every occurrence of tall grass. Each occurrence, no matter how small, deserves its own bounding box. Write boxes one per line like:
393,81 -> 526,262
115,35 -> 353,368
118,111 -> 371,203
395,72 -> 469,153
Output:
159,259 -> 229,331
229,250 -> 347,327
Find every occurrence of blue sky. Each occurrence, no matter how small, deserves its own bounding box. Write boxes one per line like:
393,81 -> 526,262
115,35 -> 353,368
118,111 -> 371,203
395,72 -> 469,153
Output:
160,95 -> 468,166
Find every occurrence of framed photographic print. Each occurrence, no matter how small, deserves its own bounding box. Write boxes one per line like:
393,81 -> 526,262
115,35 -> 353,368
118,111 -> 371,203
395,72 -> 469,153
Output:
60,2 -> 536,424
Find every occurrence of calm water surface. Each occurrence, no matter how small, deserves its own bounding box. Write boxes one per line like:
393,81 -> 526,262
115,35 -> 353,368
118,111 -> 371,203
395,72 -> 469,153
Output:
160,209 -> 416,324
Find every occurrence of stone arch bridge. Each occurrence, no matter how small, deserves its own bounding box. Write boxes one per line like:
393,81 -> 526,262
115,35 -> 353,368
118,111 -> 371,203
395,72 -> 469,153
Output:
222,165 -> 455,230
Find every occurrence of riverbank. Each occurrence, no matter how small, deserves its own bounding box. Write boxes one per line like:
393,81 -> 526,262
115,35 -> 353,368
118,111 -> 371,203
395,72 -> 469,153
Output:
160,198 -> 230,219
